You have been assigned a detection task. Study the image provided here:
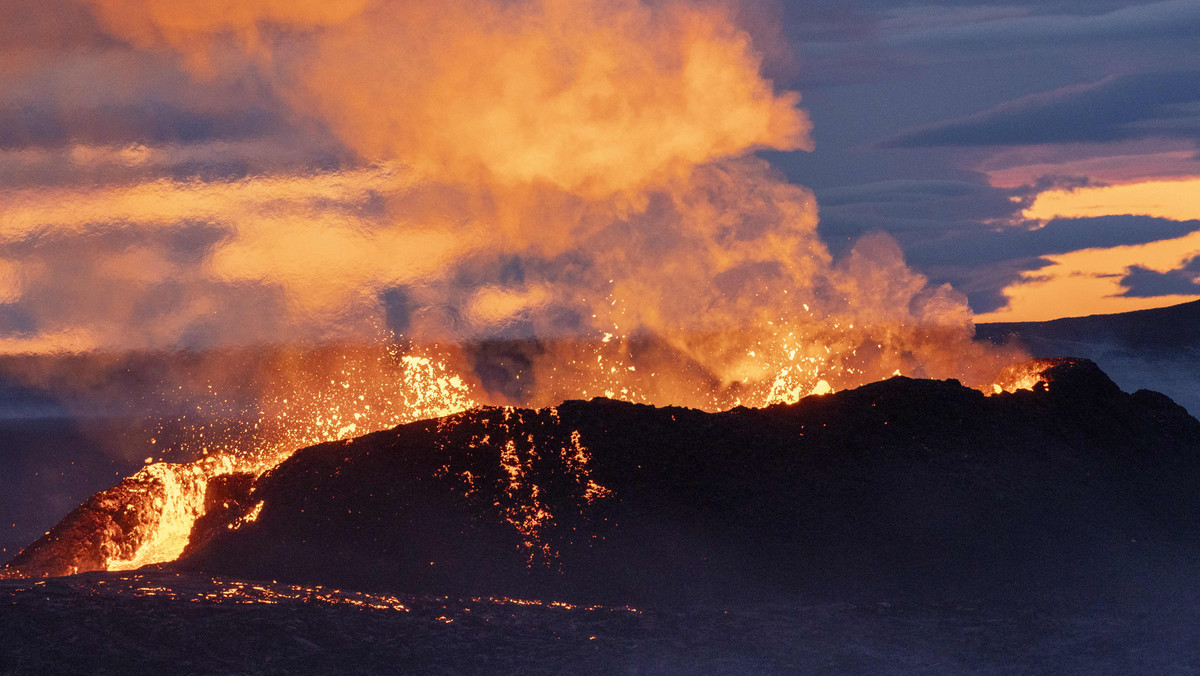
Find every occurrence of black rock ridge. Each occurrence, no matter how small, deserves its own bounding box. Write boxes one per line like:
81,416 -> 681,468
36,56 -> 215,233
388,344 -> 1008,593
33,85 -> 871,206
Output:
166,357 -> 1200,605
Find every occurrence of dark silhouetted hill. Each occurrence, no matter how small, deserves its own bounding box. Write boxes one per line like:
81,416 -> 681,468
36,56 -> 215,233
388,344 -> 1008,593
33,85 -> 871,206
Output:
149,359 -> 1200,607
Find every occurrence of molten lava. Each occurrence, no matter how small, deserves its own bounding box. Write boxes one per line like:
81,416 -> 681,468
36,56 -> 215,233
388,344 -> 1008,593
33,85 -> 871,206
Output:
29,346 -> 482,576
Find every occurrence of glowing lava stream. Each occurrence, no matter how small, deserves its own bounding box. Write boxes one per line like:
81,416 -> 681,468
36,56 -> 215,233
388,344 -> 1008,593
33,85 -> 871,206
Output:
103,349 -> 479,572
106,456 -> 237,572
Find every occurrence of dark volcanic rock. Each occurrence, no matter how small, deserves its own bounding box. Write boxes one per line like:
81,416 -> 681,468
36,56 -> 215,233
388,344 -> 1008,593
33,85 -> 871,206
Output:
174,358 -> 1200,605
180,471 -> 256,559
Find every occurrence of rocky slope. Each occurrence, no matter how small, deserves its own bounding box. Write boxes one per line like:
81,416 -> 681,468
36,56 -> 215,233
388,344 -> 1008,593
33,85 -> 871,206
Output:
8,358 -> 1200,608
162,358 -> 1200,605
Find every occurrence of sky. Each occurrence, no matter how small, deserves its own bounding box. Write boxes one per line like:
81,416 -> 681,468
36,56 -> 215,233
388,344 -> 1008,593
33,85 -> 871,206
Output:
766,0 -> 1200,321
0,0 -> 1198,368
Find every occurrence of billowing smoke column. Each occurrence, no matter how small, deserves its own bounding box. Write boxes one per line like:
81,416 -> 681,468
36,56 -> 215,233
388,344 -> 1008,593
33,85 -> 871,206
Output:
3,0 -> 1023,412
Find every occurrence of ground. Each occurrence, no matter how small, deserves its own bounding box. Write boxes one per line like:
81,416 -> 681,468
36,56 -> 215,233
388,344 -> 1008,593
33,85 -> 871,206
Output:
3,571 -> 1199,675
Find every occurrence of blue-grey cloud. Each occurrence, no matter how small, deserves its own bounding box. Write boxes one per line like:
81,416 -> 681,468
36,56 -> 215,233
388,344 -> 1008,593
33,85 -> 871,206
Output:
908,215 -> 1200,313
0,101 -> 280,151
815,179 -> 1035,263
788,1 -> 1200,91
924,259 -> 1050,315
883,71 -> 1200,148
883,0 -> 1200,49
817,180 -> 1025,237
912,215 -> 1200,267
1121,257 -> 1200,297
811,178 -> 1200,313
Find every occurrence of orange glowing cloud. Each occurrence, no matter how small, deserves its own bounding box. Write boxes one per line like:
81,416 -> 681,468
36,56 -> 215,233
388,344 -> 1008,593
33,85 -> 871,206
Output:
0,166 -> 479,351
81,0 -> 811,198
977,174 -> 1200,320
82,0 -> 371,74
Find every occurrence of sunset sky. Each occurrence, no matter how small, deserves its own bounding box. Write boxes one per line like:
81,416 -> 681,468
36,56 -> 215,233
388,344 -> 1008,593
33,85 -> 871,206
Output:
1,0 -> 1199,360
768,0 -> 1200,321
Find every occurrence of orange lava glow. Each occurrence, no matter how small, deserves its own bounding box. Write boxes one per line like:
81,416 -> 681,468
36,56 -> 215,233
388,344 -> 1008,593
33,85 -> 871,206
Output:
991,359 -> 1055,394
104,455 -> 238,571
13,572 -> 643,616
98,332 -> 1037,574
434,406 -> 613,566
96,344 -> 477,571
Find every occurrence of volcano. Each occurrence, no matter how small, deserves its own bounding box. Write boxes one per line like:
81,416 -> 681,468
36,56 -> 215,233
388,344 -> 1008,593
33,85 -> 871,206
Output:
8,358 -> 1200,610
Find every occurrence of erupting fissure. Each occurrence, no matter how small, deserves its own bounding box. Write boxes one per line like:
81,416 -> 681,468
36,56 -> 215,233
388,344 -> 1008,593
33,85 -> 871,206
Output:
87,340 -> 1047,576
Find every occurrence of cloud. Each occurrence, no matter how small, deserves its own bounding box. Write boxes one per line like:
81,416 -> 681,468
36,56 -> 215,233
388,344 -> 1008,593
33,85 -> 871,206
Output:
0,32 -> 307,173
981,144 -> 1200,188
884,71 -> 1200,148
1023,176 -> 1200,222
0,100 -> 279,151
907,215 -> 1200,314
913,215 -> 1200,267
80,0 -> 812,199
0,0 -> 113,51
974,228 -> 1200,322
782,1 -> 1200,90
1122,256 -> 1200,297
0,166 -> 456,352
882,0 -> 1200,49
811,176 -> 1200,315
816,180 -> 1026,243
0,0 -> 1034,412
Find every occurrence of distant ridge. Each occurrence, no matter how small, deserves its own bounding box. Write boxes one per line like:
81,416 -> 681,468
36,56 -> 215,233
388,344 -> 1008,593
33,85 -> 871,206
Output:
977,299 -> 1200,354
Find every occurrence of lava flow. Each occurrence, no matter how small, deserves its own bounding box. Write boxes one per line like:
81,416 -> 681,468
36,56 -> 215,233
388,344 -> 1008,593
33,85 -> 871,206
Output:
125,347 -> 478,568
1,345 -> 478,578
